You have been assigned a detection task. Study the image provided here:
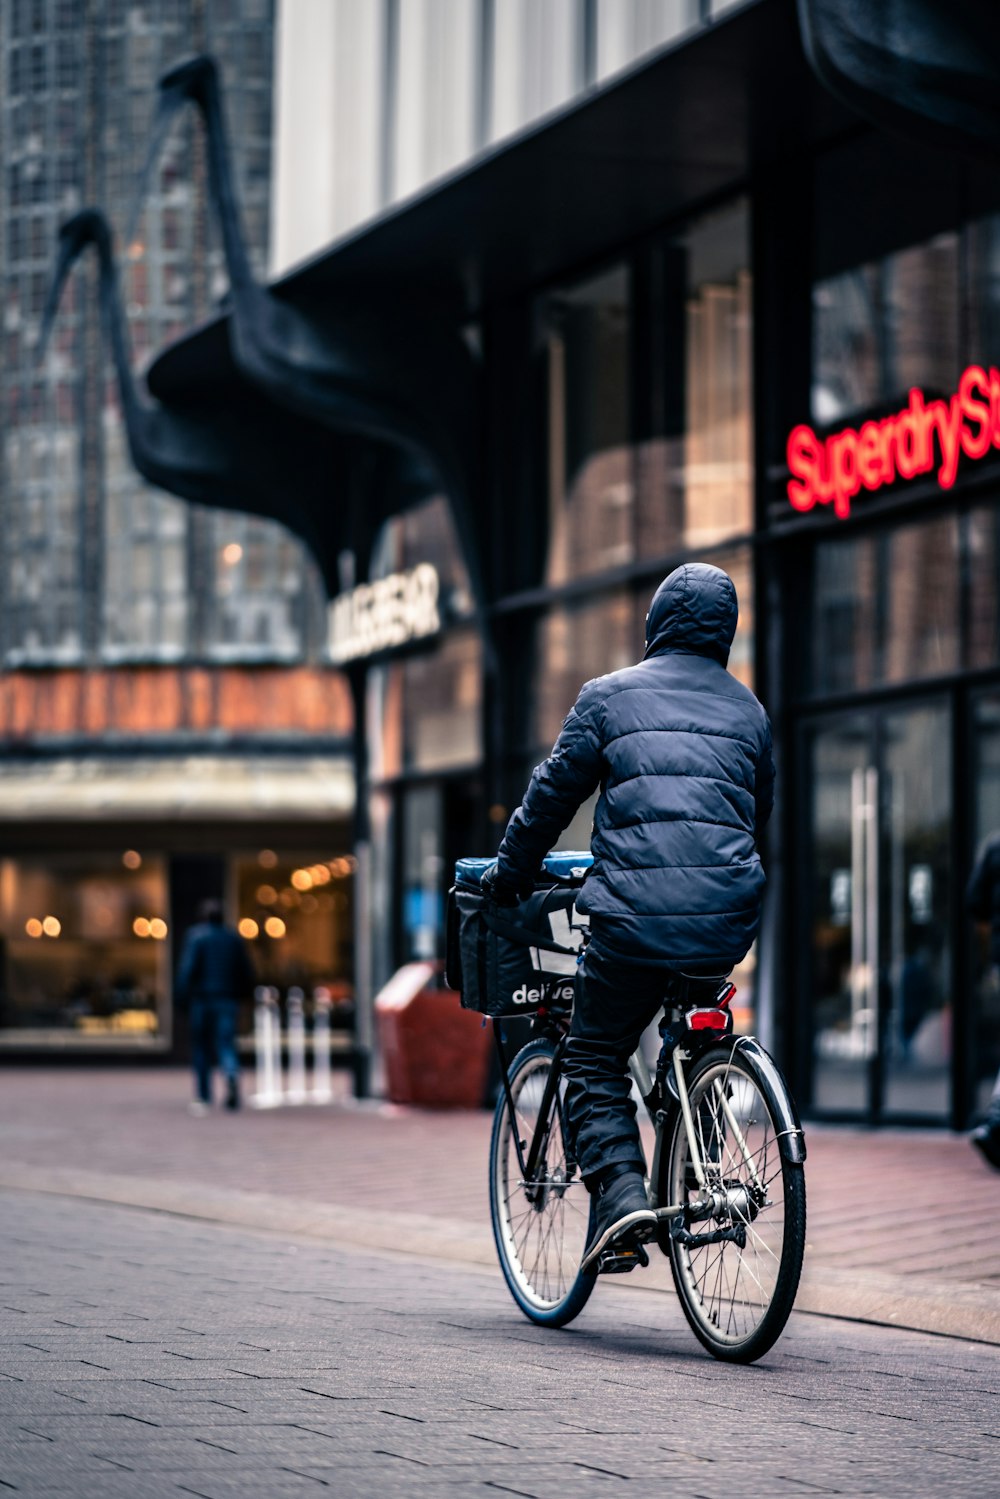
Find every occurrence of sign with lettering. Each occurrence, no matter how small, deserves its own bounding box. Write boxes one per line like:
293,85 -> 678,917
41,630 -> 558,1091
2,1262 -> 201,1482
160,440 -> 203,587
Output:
327,564 -> 441,665
786,364 -> 1000,518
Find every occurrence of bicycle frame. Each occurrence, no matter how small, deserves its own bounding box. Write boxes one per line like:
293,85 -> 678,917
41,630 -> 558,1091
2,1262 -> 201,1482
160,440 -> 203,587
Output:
497,1019 -> 803,1217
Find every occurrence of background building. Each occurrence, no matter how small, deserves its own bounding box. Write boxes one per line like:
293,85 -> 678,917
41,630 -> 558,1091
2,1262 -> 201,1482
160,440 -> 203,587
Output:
0,0 -> 353,1054
13,0 -> 1000,1131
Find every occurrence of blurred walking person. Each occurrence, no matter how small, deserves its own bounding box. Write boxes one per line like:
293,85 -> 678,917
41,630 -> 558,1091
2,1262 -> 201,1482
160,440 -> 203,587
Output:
175,899 -> 256,1115
966,837 -> 1000,1169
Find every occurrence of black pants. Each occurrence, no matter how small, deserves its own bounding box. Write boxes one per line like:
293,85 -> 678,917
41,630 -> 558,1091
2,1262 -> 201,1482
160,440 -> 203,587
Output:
562,942 -> 671,1185
563,943 -> 727,1185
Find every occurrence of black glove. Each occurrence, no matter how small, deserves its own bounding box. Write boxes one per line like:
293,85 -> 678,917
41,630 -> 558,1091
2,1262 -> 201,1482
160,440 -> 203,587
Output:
480,864 -> 521,907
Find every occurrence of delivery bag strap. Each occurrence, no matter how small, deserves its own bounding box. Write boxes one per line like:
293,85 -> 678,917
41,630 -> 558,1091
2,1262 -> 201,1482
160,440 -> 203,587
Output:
480,906 -> 577,957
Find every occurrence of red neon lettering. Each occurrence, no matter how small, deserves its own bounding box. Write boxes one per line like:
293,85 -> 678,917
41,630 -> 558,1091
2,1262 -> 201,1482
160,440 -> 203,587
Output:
990,367 -> 1000,448
786,424 -> 820,512
960,365 -> 991,459
786,362 -> 1000,516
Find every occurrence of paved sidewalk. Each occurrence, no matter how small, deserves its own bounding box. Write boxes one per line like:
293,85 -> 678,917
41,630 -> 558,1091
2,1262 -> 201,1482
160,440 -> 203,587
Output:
3,1190 -> 1000,1499
1,1068 -> 999,1344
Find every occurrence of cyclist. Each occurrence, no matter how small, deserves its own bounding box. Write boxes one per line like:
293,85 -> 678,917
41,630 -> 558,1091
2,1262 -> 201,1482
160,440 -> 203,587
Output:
482,563 -> 774,1270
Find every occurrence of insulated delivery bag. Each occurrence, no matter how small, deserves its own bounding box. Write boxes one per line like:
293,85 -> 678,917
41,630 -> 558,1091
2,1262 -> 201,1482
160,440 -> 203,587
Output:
446,853 -> 593,1017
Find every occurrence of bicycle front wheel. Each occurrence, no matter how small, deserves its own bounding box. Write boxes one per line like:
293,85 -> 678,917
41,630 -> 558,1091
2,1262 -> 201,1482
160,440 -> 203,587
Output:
660,1040 -> 806,1363
489,1035 -> 596,1327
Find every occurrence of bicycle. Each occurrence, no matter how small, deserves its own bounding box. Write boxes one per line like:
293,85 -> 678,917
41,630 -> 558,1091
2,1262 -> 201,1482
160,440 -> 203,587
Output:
488,970 -> 807,1364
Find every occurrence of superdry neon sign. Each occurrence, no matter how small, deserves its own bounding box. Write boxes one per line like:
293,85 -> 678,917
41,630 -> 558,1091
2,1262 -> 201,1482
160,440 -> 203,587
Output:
786,364 -> 1000,518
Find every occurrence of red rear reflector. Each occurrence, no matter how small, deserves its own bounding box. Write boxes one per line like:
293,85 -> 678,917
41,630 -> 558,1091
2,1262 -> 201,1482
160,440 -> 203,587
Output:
688,1008 -> 729,1031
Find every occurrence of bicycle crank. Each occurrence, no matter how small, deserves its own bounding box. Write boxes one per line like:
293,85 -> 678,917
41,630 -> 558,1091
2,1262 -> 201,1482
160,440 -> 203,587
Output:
671,1221 -> 747,1250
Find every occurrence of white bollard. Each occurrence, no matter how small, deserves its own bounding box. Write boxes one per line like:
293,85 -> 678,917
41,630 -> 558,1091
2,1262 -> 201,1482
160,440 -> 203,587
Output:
311,987 -> 333,1104
251,985 -> 281,1109
286,986 -> 307,1104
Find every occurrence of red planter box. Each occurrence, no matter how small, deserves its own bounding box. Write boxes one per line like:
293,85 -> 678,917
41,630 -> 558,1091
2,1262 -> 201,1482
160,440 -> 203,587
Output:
375,961 -> 492,1108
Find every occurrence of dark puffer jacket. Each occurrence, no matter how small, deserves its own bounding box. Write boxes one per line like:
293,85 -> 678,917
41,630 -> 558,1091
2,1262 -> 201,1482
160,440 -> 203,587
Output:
496,563 -> 774,968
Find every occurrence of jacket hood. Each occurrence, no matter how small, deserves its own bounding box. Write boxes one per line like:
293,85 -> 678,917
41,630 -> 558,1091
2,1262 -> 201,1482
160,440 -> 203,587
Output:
644,563 -> 738,665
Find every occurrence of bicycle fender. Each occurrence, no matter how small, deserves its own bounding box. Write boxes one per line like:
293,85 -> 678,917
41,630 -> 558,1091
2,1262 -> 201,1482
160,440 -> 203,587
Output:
732,1036 -> 807,1164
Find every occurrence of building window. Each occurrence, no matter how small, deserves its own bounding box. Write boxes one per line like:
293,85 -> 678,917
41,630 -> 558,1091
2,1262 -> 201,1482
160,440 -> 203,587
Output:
545,264 -> 634,585
530,590 -> 637,754
369,626 -> 483,780
813,232 -> 960,426
810,515 -> 961,696
639,200 -> 754,558
204,512 -> 323,663
233,849 -> 354,999
0,853 -> 169,1042
368,494 -> 475,623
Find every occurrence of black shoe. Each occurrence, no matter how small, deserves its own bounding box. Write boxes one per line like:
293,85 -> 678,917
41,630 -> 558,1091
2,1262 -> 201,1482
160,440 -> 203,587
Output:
225,1078 -> 241,1111
971,1116 -> 1000,1171
580,1170 -> 656,1273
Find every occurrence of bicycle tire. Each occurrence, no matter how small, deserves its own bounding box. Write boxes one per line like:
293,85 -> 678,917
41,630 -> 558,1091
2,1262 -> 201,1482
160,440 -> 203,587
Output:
658,1039 -> 806,1364
489,1034 -> 597,1327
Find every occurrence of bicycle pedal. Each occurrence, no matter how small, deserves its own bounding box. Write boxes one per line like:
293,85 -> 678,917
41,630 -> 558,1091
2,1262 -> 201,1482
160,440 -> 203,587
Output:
597,1241 -> 650,1275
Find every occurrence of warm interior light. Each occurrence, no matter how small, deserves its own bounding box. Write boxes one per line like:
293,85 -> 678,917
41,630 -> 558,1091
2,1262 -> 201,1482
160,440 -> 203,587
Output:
122,849 -> 142,870
221,542 -> 243,566
258,848 -> 278,868
25,918 -> 42,938
290,869 -> 312,891
238,917 -> 259,939
133,917 -> 151,938
42,915 -> 61,937
149,918 -> 168,940
256,884 -> 277,905
264,916 -> 286,939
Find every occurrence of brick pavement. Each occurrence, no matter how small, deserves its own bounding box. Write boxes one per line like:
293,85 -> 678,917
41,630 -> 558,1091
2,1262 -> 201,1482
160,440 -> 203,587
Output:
2,1189 -> 999,1498
0,1068 -> 999,1343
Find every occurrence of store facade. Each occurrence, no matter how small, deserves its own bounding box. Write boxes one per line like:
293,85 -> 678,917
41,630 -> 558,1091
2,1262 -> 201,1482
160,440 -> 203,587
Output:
134,0 -> 1000,1125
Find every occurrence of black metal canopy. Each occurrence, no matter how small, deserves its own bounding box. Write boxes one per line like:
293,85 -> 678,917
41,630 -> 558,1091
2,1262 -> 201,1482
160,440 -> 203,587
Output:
148,0 -> 847,405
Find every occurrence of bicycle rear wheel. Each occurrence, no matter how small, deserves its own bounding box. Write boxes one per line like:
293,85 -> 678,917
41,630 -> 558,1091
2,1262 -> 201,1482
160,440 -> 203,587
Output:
489,1035 -> 596,1327
660,1040 -> 806,1363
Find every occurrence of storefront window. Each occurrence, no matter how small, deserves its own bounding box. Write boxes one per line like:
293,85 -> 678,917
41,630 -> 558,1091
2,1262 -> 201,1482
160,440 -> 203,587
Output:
0,852 -> 168,1042
368,495 -> 475,624
232,850 -> 353,1001
545,265 -> 633,585
962,210 -> 1000,370
531,591 -> 637,753
650,201 -> 754,553
971,693 -> 1000,1118
813,233 -> 959,425
369,626 -> 482,780
811,516 -> 959,696
710,544 -> 754,690
967,504 -> 1000,671
402,784 -> 444,961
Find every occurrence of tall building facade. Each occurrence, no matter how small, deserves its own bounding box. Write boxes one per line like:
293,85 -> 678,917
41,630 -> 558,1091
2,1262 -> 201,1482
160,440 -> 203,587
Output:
0,0 -> 353,1055
143,0 -> 1000,1127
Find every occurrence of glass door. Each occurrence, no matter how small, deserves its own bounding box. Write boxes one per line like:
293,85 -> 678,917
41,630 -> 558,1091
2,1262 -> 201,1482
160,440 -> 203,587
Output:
810,715 -> 876,1114
806,700 -> 952,1121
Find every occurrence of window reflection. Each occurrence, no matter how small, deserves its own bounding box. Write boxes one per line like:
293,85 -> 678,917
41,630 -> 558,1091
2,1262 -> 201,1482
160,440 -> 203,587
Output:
546,266 -> 634,585
811,517 -> 959,695
531,591 -> 637,755
369,628 -> 482,780
968,505 -> 1000,670
675,204 -> 753,549
813,234 -> 959,425
368,495 -> 475,625
0,853 -> 168,1040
